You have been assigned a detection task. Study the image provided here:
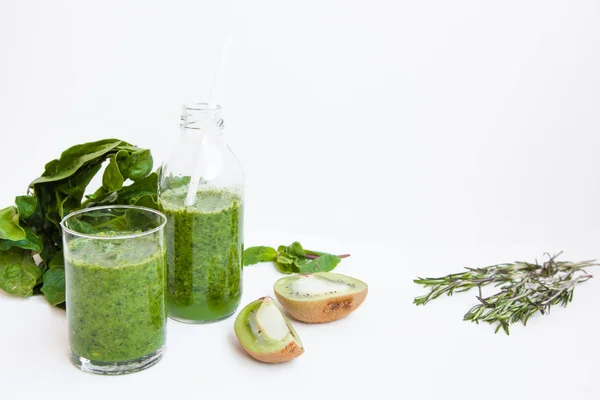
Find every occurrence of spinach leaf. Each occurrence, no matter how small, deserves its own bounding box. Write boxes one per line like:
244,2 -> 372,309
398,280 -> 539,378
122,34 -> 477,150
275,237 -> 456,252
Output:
118,149 -> 153,181
0,247 -> 41,297
41,267 -> 65,306
116,172 -> 159,207
49,251 -> 64,269
0,138 -> 159,306
102,154 -> 125,192
30,139 -> 124,185
15,196 -> 37,219
242,246 -> 277,266
0,227 -> 43,252
0,206 -> 26,241
83,172 -> 158,209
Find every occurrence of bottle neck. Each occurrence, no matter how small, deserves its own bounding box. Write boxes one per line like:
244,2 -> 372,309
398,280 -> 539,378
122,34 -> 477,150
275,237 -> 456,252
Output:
180,103 -> 224,140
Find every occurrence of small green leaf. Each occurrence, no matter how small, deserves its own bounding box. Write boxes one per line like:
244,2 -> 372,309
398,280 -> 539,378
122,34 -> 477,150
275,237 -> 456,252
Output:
40,245 -> 57,265
85,172 -> 158,209
131,193 -> 158,209
41,267 -> 65,306
296,254 -> 341,274
276,261 -> 294,274
48,251 -> 64,269
243,246 -> 277,266
0,247 -> 41,297
0,206 -> 26,241
287,241 -> 305,258
275,250 -> 296,274
0,227 -> 43,252
103,154 -> 125,192
15,195 -> 37,219
292,257 -> 310,273
276,251 -> 295,265
118,149 -> 153,181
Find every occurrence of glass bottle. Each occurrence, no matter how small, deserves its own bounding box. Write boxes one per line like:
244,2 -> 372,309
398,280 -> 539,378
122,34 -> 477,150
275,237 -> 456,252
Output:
158,103 -> 244,323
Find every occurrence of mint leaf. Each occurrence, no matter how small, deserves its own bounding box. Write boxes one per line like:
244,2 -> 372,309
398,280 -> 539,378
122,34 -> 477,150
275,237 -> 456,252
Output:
276,261 -> 294,274
238,241 -> 350,274
296,254 -> 341,274
287,241 -> 305,258
243,246 -> 277,266
276,251 -> 295,265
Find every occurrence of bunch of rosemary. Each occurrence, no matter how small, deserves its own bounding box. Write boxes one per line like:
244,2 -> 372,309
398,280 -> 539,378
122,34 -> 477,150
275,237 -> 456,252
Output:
414,252 -> 596,334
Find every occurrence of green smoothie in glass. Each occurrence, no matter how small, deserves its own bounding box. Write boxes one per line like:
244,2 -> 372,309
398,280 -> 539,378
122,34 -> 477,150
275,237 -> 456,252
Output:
159,185 -> 243,323
61,205 -> 167,375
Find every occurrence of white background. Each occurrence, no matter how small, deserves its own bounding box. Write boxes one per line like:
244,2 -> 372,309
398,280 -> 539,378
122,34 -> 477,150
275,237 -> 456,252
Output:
1,1 -> 600,399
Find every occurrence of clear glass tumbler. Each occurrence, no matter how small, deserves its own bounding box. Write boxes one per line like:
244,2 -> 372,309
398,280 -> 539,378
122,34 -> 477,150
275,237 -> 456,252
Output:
60,205 -> 167,375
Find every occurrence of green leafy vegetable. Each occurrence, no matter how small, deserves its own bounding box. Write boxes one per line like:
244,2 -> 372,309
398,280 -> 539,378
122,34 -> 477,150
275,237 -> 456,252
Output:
0,247 -> 42,297
242,246 -> 277,266
243,241 -> 350,274
103,154 -> 125,192
295,254 -> 341,273
287,241 -> 306,258
41,267 -> 66,306
15,196 -> 37,219
0,139 -> 159,306
0,206 -> 26,241
118,149 -> 153,181
0,227 -> 43,252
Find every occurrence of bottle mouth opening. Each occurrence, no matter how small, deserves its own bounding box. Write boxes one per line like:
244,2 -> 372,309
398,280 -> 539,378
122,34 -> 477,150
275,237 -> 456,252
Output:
180,103 -> 224,130
182,102 -> 222,112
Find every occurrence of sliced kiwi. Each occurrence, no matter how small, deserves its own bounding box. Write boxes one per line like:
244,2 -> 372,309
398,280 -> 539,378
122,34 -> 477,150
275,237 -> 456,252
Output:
234,296 -> 304,363
273,272 -> 368,323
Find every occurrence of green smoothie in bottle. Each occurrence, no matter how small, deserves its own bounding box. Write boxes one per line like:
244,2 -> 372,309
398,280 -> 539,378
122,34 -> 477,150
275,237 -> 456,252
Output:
159,103 -> 244,323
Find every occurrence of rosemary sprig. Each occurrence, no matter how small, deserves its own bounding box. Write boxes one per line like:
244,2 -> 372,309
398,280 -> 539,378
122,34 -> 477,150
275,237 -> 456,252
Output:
414,252 -> 597,334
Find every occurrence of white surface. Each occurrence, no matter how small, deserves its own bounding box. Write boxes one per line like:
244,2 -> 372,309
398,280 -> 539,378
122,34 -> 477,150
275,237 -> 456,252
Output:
1,0 -> 600,399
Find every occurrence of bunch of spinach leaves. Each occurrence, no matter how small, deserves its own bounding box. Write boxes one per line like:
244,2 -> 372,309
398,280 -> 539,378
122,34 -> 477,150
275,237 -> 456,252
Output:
243,241 -> 350,274
0,139 -> 159,306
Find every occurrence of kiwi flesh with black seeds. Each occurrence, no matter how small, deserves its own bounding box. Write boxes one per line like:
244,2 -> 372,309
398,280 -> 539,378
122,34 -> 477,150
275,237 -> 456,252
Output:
234,296 -> 304,363
273,272 -> 368,323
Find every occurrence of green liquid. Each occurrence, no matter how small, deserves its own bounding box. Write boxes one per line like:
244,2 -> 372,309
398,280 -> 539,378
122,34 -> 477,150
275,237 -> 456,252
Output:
65,236 -> 167,362
159,187 -> 243,322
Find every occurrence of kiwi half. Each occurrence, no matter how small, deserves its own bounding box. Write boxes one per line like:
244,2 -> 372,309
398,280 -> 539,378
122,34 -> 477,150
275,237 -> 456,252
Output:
273,272 -> 368,323
234,296 -> 304,363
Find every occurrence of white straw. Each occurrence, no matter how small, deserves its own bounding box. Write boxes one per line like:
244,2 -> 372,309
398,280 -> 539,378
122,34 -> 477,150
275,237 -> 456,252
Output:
185,36 -> 233,207
208,35 -> 232,109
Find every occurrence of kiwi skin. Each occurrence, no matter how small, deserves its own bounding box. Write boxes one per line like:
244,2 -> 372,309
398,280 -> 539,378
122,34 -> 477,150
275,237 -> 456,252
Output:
243,339 -> 304,364
275,286 -> 368,323
234,297 -> 304,364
